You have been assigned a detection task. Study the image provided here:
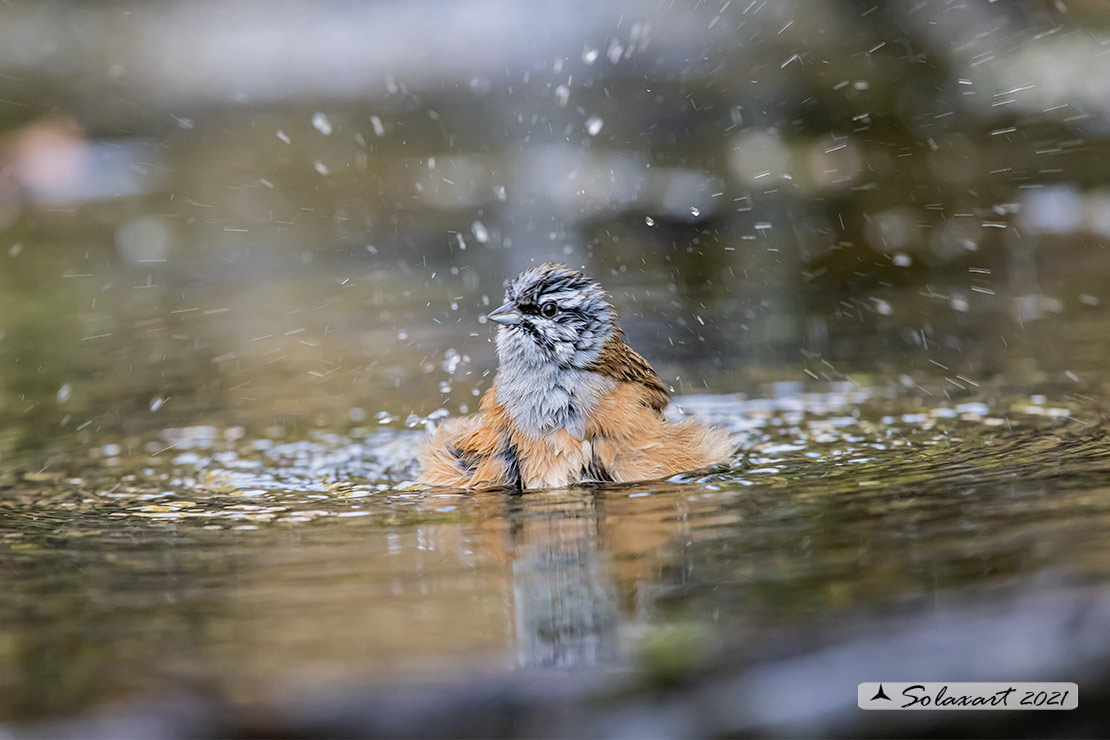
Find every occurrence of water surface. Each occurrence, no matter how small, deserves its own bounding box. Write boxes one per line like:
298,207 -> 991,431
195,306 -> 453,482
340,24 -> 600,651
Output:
4,333 -> 1110,723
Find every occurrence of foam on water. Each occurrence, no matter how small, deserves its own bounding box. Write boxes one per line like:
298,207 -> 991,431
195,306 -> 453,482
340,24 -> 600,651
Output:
12,386 -> 1091,529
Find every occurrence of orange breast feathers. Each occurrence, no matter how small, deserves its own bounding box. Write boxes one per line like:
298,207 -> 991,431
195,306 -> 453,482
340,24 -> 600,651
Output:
417,381 -> 732,490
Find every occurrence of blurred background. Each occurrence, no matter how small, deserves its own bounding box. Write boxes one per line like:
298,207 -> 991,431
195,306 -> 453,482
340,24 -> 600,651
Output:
3,0 -> 1109,450
5,0 -> 1110,736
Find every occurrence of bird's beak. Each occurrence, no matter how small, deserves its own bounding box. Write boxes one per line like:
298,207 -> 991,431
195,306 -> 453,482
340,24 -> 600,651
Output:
487,302 -> 522,325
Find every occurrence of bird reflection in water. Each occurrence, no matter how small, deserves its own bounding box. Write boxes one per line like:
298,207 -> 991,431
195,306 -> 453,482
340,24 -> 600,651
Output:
470,485 -> 693,670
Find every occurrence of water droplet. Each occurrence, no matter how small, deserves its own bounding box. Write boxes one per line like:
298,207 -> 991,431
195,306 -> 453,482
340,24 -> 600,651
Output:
644,216 -> 655,226
442,348 -> 463,374
311,112 -> 333,136
582,47 -> 599,64
468,76 -> 491,96
555,84 -> 570,107
276,130 -> 291,144
314,160 -> 330,176
690,206 -> 701,217
607,41 -> 625,64
370,115 -> 385,136
586,116 -> 604,136
472,220 -> 489,243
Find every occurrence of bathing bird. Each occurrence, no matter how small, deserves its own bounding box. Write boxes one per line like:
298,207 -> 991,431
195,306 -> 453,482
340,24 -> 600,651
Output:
418,263 -> 733,490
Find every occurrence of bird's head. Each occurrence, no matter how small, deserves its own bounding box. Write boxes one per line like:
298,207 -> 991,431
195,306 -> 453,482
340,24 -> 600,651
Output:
488,263 -> 615,370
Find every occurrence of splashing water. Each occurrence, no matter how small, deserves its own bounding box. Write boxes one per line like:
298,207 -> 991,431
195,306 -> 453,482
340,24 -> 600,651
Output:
17,387 -> 1096,524
471,220 -> 489,243
311,112 -> 333,136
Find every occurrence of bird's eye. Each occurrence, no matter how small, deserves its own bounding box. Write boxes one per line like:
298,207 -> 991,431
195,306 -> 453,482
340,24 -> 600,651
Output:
540,302 -> 558,318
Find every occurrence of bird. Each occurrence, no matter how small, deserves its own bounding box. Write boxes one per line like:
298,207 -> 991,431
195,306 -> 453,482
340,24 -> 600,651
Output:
418,263 -> 733,491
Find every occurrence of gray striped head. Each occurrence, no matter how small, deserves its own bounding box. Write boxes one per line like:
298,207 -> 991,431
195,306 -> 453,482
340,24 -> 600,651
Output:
488,263 -> 615,370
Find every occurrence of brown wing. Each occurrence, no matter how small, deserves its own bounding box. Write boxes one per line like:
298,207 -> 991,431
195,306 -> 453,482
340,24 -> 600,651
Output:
417,388 -> 523,489
588,331 -> 670,412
